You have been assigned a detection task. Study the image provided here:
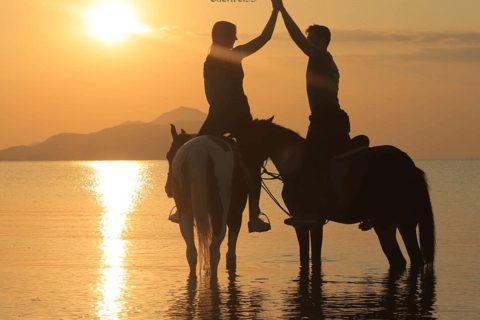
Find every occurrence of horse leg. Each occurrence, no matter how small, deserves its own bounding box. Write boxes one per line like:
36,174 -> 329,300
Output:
373,221 -> 407,270
282,181 -> 311,266
226,202 -> 245,272
310,225 -> 324,268
226,203 -> 243,271
226,226 -> 239,271
226,180 -> 247,272
295,227 -> 310,267
180,209 -> 197,277
174,176 -> 197,277
210,223 -> 227,278
398,223 -> 424,267
209,181 -> 230,278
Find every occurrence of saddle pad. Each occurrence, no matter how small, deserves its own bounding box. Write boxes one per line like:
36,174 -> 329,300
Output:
208,136 -> 256,193
331,146 -> 369,162
328,146 -> 369,198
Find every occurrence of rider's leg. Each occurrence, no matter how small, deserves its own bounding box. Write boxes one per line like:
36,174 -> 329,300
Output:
198,114 -> 225,137
307,111 -> 371,231
245,159 -> 271,233
285,108 -> 351,226
284,117 -> 329,226
235,117 -> 271,233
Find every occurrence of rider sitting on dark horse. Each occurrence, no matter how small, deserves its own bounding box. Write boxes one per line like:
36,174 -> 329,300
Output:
275,0 -> 370,229
178,4 -> 279,233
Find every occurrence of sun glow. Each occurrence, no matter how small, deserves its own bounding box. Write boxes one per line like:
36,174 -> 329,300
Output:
85,1 -> 151,43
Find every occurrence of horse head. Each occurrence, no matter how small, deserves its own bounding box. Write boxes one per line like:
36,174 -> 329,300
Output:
248,116 -> 288,163
165,124 -> 194,198
250,116 -> 306,179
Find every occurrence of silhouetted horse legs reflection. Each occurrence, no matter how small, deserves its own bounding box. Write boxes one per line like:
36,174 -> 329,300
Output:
165,274 -> 198,319
185,275 -> 197,319
226,271 -> 241,319
167,274 -> 222,319
283,267 -> 325,320
370,267 -> 437,319
167,270 -> 262,319
282,267 -> 436,319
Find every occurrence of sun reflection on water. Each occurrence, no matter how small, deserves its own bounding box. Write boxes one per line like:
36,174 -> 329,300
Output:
88,161 -> 146,319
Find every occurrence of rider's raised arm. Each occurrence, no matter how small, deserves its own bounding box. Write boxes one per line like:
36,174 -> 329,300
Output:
277,0 -> 314,57
233,7 -> 279,58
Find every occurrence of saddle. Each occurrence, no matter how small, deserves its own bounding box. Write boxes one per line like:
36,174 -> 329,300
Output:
319,136 -> 370,222
327,146 -> 369,198
210,135 -> 257,194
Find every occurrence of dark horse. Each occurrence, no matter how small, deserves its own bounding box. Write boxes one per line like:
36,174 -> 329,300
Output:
250,117 -> 435,270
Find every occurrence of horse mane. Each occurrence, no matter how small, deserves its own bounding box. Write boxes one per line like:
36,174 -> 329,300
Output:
252,118 -> 305,147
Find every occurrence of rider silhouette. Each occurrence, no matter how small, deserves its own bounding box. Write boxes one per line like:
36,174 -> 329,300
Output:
274,0 -> 369,227
197,3 -> 280,233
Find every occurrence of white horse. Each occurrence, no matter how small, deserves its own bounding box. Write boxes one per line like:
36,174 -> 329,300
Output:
165,126 -> 249,277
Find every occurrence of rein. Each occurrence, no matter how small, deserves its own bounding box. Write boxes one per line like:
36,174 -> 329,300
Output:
260,159 -> 329,225
260,160 -> 292,218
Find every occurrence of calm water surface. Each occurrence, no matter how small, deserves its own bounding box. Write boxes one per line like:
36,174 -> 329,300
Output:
0,160 -> 479,319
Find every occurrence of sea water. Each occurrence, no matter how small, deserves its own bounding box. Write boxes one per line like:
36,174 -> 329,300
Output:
0,160 -> 479,319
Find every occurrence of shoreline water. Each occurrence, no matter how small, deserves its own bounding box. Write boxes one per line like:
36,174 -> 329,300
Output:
1,160 -> 479,319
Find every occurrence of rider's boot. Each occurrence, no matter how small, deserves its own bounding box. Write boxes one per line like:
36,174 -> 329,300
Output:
358,219 -> 372,231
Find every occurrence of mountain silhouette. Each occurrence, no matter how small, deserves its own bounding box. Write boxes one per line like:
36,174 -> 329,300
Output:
150,106 -> 207,126
0,106 -> 207,161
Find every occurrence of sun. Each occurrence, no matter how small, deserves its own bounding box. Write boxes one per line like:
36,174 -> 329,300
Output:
85,1 -> 151,43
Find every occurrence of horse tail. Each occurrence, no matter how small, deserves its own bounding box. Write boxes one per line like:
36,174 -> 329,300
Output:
412,167 -> 436,268
189,148 -> 212,274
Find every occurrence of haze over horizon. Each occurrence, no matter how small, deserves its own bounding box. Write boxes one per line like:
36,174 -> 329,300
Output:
2,0 -> 479,158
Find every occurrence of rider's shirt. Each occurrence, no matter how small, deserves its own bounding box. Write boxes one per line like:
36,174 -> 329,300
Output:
199,48 -> 253,137
307,46 -> 340,112
204,50 -> 250,120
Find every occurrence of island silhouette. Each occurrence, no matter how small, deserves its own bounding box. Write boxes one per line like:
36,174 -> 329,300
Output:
0,107 -> 206,161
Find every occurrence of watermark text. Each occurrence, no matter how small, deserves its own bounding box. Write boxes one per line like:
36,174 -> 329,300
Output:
211,0 -> 257,3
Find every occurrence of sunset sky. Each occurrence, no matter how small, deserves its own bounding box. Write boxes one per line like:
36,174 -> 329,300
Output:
1,0 -> 479,158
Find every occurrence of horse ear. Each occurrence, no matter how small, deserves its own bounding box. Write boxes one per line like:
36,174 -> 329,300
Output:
170,124 -> 178,140
267,116 -> 275,123
181,129 -> 186,134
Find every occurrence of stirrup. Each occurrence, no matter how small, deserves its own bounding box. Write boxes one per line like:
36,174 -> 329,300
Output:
259,212 -> 271,224
168,206 -> 180,224
248,213 -> 271,233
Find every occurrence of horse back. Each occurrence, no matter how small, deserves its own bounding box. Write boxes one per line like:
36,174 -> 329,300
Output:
340,145 -> 416,219
172,136 -> 234,182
